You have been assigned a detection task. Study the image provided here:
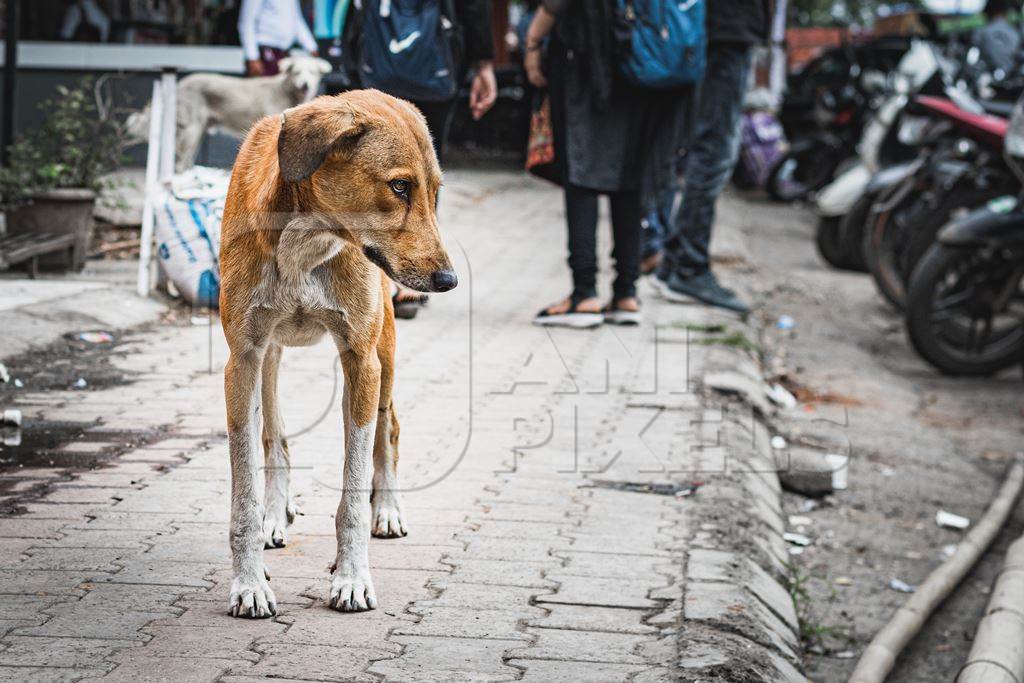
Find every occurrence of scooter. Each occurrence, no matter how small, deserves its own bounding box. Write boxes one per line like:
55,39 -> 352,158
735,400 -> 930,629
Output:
814,41 -> 949,270
767,50 -> 882,203
904,96 -> 1024,376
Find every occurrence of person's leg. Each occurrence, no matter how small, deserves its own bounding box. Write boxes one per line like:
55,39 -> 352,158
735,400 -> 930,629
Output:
411,99 -> 456,165
564,184 -> 600,301
259,46 -> 288,75
534,183 -> 603,327
608,189 -> 642,301
663,44 -> 753,279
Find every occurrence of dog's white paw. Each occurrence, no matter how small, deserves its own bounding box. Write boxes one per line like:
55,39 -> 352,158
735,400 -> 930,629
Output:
329,565 -> 378,612
371,492 -> 407,538
263,496 -> 300,548
228,573 -> 277,618
262,507 -> 289,549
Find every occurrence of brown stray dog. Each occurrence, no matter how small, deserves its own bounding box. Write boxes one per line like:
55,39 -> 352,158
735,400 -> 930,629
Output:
218,90 -> 456,617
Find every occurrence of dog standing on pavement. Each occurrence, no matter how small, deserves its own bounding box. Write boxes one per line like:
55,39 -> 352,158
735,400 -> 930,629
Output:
218,89 -> 457,617
128,55 -> 332,173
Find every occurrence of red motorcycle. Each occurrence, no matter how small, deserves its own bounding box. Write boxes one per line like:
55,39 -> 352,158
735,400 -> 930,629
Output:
865,93 -> 1018,310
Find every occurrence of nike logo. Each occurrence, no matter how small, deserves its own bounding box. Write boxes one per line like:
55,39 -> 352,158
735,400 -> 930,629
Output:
389,31 -> 421,54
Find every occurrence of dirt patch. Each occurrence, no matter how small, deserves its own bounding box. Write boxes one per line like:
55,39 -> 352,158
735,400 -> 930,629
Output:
0,331 -> 134,397
777,375 -> 865,407
0,322 -> 174,481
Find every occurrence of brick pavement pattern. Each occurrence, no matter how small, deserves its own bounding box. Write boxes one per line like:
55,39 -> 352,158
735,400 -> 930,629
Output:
0,172 -> 803,681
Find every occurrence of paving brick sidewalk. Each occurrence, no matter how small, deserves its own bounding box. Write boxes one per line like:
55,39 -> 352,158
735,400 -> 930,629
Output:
0,172 -> 803,681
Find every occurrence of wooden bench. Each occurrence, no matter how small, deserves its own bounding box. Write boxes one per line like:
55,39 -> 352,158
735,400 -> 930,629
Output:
0,233 -> 77,278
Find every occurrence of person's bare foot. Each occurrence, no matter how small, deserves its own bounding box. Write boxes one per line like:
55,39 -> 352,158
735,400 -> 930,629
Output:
393,286 -> 428,320
534,296 -> 603,328
603,297 -> 642,326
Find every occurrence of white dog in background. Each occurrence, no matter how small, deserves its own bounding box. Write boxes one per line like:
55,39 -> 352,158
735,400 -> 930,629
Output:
128,55 -> 332,172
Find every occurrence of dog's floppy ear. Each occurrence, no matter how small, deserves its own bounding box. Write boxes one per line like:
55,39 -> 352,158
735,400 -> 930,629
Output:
315,58 -> 332,74
278,56 -> 294,73
278,103 -> 365,182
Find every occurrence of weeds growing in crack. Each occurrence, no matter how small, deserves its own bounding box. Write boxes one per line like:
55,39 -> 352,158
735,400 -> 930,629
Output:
786,563 -> 855,655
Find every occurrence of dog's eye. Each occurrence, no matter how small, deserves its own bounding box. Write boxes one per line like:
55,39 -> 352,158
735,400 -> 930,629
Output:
389,179 -> 410,197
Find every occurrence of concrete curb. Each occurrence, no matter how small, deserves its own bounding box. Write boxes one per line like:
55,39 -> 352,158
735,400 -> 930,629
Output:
673,325 -> 806,682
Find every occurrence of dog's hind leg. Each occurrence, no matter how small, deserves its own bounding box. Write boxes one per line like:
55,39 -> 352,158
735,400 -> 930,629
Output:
261,343 -> 294,548
371,304 -> 407,538
225,344 -> 277,618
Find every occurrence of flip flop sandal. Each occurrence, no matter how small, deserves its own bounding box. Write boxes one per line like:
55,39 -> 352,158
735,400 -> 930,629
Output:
603,300 -> 642,326
533,297 -> 604,329
393,292 -> 428,320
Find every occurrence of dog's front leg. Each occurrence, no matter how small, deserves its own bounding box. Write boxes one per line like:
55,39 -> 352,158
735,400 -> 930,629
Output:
330,350 -> 381,612
225,346 -> 277,618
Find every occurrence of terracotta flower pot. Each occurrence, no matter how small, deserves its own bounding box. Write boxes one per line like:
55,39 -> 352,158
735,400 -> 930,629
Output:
5,188 -> 96,272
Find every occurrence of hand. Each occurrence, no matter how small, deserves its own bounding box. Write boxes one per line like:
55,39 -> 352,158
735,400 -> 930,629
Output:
246,59 -> 264,76
470,61 -> 497,120
524,48 -> 546,88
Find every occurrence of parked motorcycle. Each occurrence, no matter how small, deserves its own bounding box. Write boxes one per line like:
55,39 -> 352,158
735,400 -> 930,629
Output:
769,37 -> 913,204
866,94 -> 1017,309
768,59 -> 884,201
814,40 -> 946,270
904,97 -> 1024,376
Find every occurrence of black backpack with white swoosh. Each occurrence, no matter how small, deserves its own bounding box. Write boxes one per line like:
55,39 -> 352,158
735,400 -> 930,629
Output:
357,0 -> 462,102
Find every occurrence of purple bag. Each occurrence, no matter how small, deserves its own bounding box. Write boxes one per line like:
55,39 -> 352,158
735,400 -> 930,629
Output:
737,111 -> 786,190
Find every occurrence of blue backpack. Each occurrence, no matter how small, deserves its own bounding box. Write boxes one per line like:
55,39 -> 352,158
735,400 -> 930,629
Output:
615,0 -> 706,89
358,0 -> 460,102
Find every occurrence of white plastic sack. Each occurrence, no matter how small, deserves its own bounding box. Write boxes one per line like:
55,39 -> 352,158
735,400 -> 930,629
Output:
154,166 -> 229,306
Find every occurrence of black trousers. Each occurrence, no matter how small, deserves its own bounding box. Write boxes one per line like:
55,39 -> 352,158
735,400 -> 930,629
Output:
564,185 -> 642,301
412,99 -> 457,165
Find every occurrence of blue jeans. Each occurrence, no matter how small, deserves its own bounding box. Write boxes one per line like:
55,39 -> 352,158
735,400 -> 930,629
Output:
664,43 -> 753,278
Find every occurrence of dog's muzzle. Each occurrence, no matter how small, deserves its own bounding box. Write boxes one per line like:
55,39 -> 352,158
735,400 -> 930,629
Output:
430,270 -> 458,292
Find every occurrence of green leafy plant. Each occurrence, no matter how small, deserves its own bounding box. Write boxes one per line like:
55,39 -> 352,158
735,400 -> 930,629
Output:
0,78 -> 126,211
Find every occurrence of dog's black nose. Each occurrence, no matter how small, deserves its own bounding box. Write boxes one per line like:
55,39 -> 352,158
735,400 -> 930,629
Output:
431,270 -> 458,292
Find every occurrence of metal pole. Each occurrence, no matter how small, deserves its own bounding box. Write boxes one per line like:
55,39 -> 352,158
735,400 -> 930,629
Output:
137,80 -> 163,298
2,0 -> 20,166
158,67 -> 176,181
769,0 -> 788,104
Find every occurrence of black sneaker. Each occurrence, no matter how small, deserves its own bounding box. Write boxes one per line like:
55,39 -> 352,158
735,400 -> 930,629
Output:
661,271 -> 750,314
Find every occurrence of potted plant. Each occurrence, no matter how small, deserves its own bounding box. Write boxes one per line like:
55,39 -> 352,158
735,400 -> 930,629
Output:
0,79 -> 125,271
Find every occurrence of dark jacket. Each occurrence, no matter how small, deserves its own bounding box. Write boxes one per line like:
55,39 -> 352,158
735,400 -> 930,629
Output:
541,0 -> 685,195
455,0 -> 495,64
344,0 -> 494,76
707,0 -> 770,46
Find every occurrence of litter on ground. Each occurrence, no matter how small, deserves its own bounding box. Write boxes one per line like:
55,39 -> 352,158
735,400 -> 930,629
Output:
784,531 -> 812,546
889,578 -> 916,593
936,510 -> 970,530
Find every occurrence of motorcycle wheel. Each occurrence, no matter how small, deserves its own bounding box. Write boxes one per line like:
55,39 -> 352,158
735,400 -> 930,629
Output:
869,183 -> 1000,312
835,191 -> 875,273
864,177 -> 920,310
767,138 -> 842,202
815,216 -> 853,269
905,244 -> 1024,376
